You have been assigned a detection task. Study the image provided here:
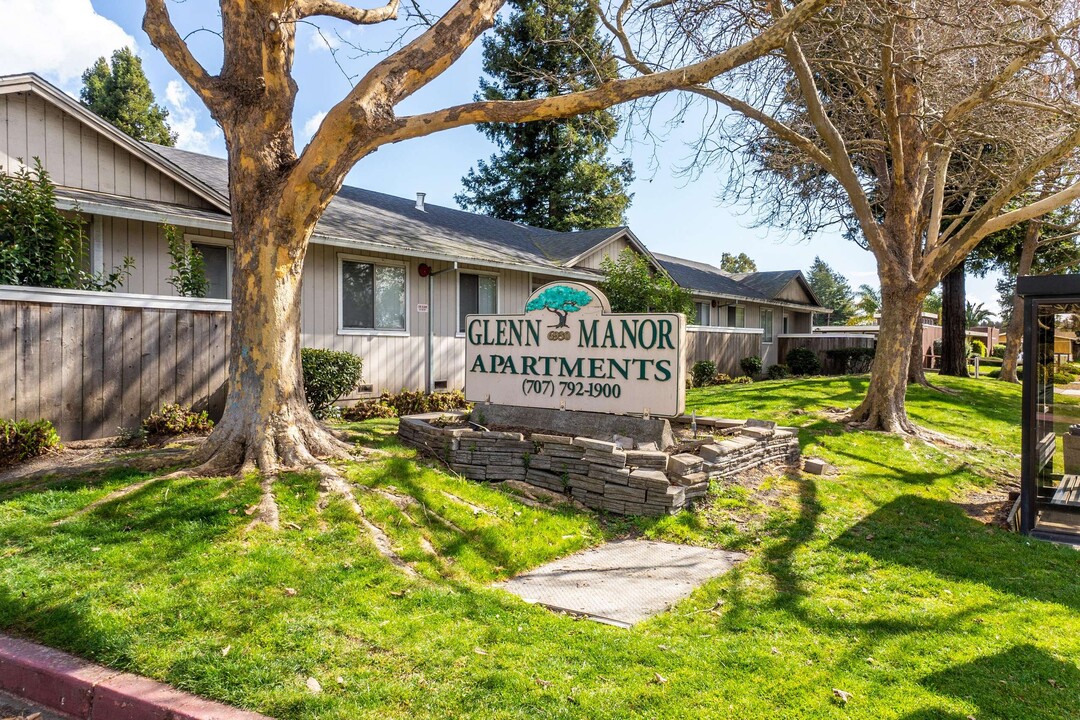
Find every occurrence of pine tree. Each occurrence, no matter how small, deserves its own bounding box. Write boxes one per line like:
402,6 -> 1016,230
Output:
81,48 -> 176,146
455,0 -> 632,231
805,256 -> 853,325
719,252 -> 757,273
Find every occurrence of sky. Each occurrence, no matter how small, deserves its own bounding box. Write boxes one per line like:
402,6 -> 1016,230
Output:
0,0 -> 1005,317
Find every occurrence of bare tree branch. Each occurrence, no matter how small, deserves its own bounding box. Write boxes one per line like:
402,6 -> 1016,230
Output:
295,0 -> 400,24
143,0 -> 222,112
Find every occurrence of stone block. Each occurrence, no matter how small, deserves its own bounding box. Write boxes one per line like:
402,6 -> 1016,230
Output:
803,458 -> 831,475
625,450 -> 668,470
699,443 -> 739,462
583,449 -> 627,467
612,434 -> 635,450
573,436 -> 619,453
588,466 -> 631,485
477,403 -> 675,448
671,471 -> 708,487
648,485 -> 684,506
669,453 -> 704,475
740,426 -> 774,440
629,469 -> 671,491
604,484 -> 647,503
532,433 -> 573,445
683,481 -> 710,500
745,418 -> 777,430
637,441 -> 659,451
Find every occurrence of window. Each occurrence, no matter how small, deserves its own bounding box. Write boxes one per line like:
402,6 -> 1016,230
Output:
694,301 -> 711,326
762,309 -> 774,343
783,314 -> 790,334
340,258 -> 406,331
727,305 -> 746,328
459,272 -> 498,333
191,242 -> 230,299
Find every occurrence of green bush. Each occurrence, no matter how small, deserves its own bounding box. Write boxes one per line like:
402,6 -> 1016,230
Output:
691,360 -> 718,388
731,375 -> 753,384
0,418 -> 62,466
301,348 -> 364,419
739,356 -> 762,377
824,346 -> 876,374
342,389 -> 470,421
1053,371 -> 1077,385
971,339 -> 987,357
766,364 -> 791,380
785,347 -> 821,375
991,343 -> 1007,359
342,402 -> 397,421
142,404 -> 213,435
714,373 -> 732,385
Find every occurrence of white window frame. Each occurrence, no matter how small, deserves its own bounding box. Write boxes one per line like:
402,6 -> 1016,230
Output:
762,309 -> 774,343
456,268 -> 501,337
337,253 -> 410,336
185,233 -> 233,300
726,304 -> 746,329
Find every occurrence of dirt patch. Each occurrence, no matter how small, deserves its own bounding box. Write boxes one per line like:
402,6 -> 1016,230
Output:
957,482 -> 1018,528
0,435 -> 205,485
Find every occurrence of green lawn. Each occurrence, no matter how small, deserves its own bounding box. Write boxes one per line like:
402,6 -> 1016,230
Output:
1,375 -> 1079,719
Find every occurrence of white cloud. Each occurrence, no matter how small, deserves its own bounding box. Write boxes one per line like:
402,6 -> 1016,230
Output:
0,0 -> 136,87
165,80 -> 221,153
302,111 -> 328,139
307,27 -> 342,53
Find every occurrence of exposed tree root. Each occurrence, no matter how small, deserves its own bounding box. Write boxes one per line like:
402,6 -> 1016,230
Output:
439,490 -> 494,516
247,474 -> 280,530
495,480 -> 591,512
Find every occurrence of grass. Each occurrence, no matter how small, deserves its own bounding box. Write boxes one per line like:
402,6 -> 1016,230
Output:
1,376 -> 1079,719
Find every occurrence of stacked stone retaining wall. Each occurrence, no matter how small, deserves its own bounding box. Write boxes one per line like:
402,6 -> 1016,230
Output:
398,412 -> 800,517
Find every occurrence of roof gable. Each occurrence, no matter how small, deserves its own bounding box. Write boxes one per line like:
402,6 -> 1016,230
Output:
0,74 -> 229,213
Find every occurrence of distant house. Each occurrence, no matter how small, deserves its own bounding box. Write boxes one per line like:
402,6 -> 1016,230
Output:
0,73 -> 828,438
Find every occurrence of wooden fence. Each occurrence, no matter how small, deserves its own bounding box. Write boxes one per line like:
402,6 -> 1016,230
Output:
686,328 -> 762,376
778,333 -> 877,374
0,287 -> 231,440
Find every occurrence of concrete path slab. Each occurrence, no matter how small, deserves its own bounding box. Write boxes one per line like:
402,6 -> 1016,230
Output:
496,540 -> 746,627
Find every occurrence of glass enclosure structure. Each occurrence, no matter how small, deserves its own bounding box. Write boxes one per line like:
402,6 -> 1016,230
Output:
1018,275 -> 1080,541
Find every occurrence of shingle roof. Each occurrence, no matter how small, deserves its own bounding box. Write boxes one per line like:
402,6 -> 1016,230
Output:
143,143 -> 625,271
732,270 -> 802,299
653,254 -> 766,301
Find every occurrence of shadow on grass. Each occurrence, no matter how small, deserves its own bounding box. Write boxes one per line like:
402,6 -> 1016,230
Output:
833,495 -> 1080,611
898,644 -> 1080,720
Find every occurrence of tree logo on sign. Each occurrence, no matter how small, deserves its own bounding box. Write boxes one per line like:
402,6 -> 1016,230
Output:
525,285 -> 594,328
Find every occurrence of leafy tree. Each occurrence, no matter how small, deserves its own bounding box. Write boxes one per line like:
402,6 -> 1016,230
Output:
965,301 -> 993,328
81,47 -> 176,145
526,284 -> 594,327
599,249 -> 694,316
923,290 -> 942,322
141,0 -> 827,508
0,159 -> 132,291
719,252 -> 757,273
848,284 -> 880,324
455,0 -> 632,231
805,256 -> 852,325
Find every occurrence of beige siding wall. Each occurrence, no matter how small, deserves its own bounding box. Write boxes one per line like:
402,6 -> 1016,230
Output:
97,217 -> 230,295
571,237 -> 630,270
0,90 -> 215,209
775,278 -> 814,304
299,244 -> 533,396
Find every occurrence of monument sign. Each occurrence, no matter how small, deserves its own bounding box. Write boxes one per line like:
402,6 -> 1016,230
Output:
464,282 -> 686,416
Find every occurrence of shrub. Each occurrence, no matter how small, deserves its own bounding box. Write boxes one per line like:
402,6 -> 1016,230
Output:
0,418 -> 62,466
740,356 -> 762,377
342,389 -> 470,420
301,348 -> 364,419
691,360 -> 718,388
970,339 -> 987,357
164,223 -> 208,298
1053,371 -> 1077,385
785,347 -> 821,375
343,402 -> 397,421
991,343 -> 1007,359
767,364 -> 791,380
825,346 -> 876,374
731,375 -> 753,384
142,404 -> 213,435
714,373 -> 732,385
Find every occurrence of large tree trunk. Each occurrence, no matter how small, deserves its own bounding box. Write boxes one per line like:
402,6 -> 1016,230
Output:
1000,222 -> 1040,383
186,202 -> 352,477
849,281 -> 924,432
940,260 -> 968,376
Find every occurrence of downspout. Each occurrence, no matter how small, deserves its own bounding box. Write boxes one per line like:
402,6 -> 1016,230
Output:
427,263 -> 457,393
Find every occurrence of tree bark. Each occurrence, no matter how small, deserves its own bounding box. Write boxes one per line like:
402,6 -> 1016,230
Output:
1000,222 -> 1040,383
849,282 -> 923,433
940,260 -> 968,376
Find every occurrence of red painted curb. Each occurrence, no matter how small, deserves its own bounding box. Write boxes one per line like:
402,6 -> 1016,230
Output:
0,634 -> 272,720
